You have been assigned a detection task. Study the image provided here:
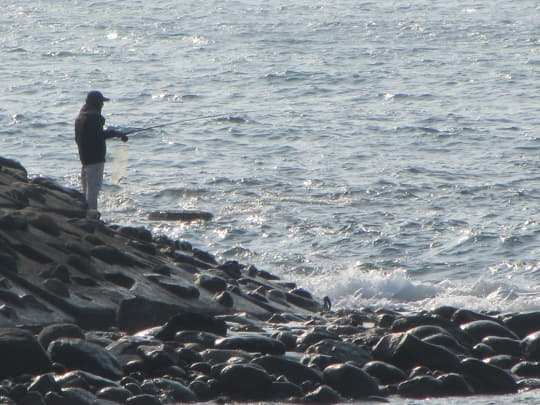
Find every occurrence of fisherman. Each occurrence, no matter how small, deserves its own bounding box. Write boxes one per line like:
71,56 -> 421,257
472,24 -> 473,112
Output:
75,90 -> 128,218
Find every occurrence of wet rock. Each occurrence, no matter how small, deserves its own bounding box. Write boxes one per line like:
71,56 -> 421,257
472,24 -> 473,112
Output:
55,370 -> 119,392
323,362 -> 379,399
27,373 -> 60,396
18,390 -> 46,405
272,378 -> 303,398
437,373 -> 474,396
253,354 -> 323,385
29,214 -> 61,236
512,361 -> 540,377
148,210 -> 213,222
483,354 -> 521,369
503,312 -> 540,339
151,378 -> 196,402
55,387 -> 97,405
155,312 -> 227,341
0,328 -> 51,379
146,274 -> 200,299
215,290 -> 234,307
363,360 -> 407,385
0,212 -> 28,230
398,375 -> 442,398
43,279 -> 69,297
306,339 -> 371,366
460,357 -> 517,394
215,334 -> 285,355
90,245 -> 139,266
372,332 -> 460,372
272,331 -> 297,351
460,320 -> 519,343
216,261 -> 243,279
97,386 -> 133,402
125,393 -> 162,405
297,327 -> 340,348
195,273 -> 227,293
302,385 -> 342,403
219,363 -> 273,398
174,331 -> 217,347
201,348 -> 253,364
472,342 -> 496,358
522,331 -> 540,361
48,338 -> 123,380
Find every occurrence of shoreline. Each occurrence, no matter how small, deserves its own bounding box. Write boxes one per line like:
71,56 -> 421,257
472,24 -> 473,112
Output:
0,156 -> 539,404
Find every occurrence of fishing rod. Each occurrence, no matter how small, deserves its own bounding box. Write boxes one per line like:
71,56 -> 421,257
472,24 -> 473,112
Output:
122,111 -> 255,136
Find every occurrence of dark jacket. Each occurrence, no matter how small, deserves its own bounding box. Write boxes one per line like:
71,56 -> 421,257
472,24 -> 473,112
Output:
75,103 -> 117,165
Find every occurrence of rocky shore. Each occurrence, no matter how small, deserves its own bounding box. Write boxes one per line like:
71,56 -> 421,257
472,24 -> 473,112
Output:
1,155 -> 540,404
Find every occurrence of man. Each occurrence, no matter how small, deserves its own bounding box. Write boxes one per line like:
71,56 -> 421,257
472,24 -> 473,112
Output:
75,90 -> 128,218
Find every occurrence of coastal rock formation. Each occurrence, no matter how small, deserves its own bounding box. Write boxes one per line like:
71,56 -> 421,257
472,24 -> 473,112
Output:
0,156 -> 539,403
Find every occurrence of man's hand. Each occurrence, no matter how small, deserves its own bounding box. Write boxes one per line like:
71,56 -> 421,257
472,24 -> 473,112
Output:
120,133 -> 129,142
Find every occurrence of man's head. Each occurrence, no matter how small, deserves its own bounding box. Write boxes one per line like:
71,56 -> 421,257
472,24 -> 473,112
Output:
85,91 -> 110,109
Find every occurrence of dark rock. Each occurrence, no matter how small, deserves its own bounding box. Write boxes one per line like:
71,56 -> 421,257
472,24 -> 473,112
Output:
155,312 -> 227,341
215,334 -> 285,355
424,333 -> 469,355
273,331 -> 297,351
460,357 -> 517,394
522,331 -> 540,361
216,261 -> 243,279
451,309 -> 496,324
271,379 -> 303,398
18,390 -> 46,405
285,290 -> 321,312
397,375 -> 442,398
323,362 -> 379,398
297,327 -> 340,348
195,273 -> 227,293
215,290 -> 234,307
201,348 -> 253,364
472,342 -> 497,358
460,320 -> 519,343
363,360 -> 407,385
175,330 -> 217,347
28,373 -> 60,395
512,361 -> 540,377
55,370 -> 119,392
306,339 -> 371,366
90,245 -> 139,266
125,393 -> 162,405
117,297 -> 190,333
137,344 -> 177,370
483,354 -> 520,369
29,214 -> 60,236
0,328 -> 51,379
372,332 -> 460,372
117,226 -> 153,243
503,312 -> 540,339
148,210 -> 213,222
43,279 -> 69,297
0,212 -> 28,230
302,385 -> 342,403
152,378 -> 196,402
56,387 -> 97,405
12,244 -> 53,264
146,275 -> 200,299
304,353 -> 338,370
97,386 -> 133,402
219,364 -> 273,398
104,272 -> 135,289
437,373 -> 474,396
253,354 -> 323,385
48,338 -> 123,380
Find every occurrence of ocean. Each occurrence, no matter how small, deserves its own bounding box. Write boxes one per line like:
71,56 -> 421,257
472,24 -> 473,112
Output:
1,1 -> 539,403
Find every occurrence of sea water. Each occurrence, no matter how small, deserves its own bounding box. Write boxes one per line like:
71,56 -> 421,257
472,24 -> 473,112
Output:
1,1 -> 539,403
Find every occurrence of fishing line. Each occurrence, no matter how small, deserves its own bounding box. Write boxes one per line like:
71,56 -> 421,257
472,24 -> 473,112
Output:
123,111 -> 256,136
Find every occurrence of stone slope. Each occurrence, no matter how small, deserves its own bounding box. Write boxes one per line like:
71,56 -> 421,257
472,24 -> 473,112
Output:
0,156 -> 322,332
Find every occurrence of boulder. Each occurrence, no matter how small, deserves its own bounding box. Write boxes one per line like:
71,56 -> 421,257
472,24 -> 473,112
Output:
0,328 -> 51,379
306,339 -> 371,366
522,331 -> 540,361
460,320 -> 519,343
398,375 -> 442,398
219,364 -> 274,398
48,338 -> 123,380
323,362 -> 379,399
512,361 -> 540,377
215,334 -> 285,355
155,312 -> 227,340
302,385 -> 342,403
460,357 -> 517,394
363,360 -> 407,385
252,354 -> 323,385
503,311 -> 540,339
372,332 -> 460,372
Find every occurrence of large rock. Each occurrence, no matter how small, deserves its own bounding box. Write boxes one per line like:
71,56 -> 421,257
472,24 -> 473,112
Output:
0,328 -> 51,379
460,320 -> 519,343
48,338 -> 123,380
155,312 -> 227,340
503,312 -> 540,339
372,332 -> 460,372
219,364 -> 274,398
306,339 -> 371,366
397,375 -> 442,398
323,362 -> 379,398
460,357 -> 517,394
215,334 -> 285,355
522,331 -> 540,361
252,354 -> 323,385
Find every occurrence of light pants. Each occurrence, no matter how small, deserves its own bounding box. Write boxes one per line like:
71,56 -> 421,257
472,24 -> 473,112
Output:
81,162 -> 104,210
